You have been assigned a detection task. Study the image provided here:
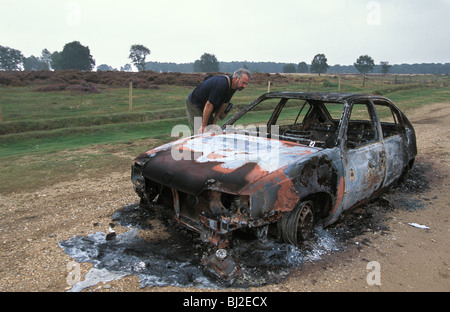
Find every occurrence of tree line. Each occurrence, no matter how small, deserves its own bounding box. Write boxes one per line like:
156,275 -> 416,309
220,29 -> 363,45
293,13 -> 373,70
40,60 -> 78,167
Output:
1,41 -> 449,75
0,41 -> 144,72
148,54 -> 450,75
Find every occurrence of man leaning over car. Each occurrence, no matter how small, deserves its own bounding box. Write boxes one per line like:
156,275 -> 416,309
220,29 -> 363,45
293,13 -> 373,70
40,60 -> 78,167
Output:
186,68 -> 251,134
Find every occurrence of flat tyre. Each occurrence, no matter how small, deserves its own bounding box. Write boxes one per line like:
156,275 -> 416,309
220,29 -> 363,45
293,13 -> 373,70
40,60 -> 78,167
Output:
278,200 -> 315,246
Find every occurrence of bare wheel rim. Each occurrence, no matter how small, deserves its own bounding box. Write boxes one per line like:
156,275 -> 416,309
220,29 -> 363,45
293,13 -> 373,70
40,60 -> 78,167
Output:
295,201 -> 314,242
278,200 -> 315,246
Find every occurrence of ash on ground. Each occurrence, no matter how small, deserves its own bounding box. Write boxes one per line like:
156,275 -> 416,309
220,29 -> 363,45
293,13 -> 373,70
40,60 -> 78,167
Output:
60,161 -> 433,291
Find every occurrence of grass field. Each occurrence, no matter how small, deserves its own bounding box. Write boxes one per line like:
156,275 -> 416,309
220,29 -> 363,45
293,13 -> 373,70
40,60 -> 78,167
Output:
0,71 -> 449,194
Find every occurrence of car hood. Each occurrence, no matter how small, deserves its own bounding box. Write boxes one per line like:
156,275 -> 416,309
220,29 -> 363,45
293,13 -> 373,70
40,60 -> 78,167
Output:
137,132 -> 322,195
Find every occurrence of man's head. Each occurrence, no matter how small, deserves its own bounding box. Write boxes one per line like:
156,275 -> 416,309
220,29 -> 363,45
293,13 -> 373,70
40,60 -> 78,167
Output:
232,68 -> 251,91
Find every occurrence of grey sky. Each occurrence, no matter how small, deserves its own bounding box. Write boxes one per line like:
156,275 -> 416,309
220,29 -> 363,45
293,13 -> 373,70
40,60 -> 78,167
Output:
1,0 -> 449,70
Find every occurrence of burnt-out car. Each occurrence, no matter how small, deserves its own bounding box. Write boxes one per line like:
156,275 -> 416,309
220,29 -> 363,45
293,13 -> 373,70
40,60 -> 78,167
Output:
131,92 -> 417,249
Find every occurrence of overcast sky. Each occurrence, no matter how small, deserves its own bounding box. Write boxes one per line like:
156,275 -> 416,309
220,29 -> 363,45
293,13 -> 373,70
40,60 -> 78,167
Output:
1,0 -> 449,70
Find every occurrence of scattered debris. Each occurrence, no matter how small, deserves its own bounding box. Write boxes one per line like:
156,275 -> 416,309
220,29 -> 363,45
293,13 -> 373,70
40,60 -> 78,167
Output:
203,249 -> 241,282
408,223 -> 430,230
67,268 -> 128,292
60,205 -> 340,290
105,232 -> 116,240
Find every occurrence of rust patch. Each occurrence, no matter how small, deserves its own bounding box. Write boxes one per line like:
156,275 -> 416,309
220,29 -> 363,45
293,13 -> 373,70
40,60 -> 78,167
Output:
270,170 -> 300,212
327,176 -> 345,225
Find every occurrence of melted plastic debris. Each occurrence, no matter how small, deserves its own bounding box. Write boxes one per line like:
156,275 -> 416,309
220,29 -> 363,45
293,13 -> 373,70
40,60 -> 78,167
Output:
60,227 -> 214,291
59,205 -> 341,291
408,222 -> 430,230
68,268 -> 129,292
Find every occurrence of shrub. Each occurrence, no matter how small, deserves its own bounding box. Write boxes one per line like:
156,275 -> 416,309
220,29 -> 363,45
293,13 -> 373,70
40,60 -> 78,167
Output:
66,83 -> 100,93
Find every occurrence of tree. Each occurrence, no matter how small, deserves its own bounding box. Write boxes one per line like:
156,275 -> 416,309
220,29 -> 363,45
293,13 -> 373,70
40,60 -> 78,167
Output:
380,61 -> 392,74
354,55 -> 375,74
51,41 -> 95,70
120,64 -> 132,72
0,45 -> 24,70
193,53 -> 219,72
50,51 -> 62,70
297,62 -> 309,73
283,63 -> 297,73
23,49 -> 52,70
129,44 -> 150,71
40,49 -> 52,70
310,54 -> 329,76
23,56 -> 48,70
97,64 -> 116,71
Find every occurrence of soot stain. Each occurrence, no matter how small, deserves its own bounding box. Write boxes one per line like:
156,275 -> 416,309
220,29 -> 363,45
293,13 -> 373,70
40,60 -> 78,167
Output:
60,161 -> 431,290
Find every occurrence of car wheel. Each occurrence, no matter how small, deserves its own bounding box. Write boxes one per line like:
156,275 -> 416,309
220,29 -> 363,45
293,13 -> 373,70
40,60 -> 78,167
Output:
278,200 -> 315,246
398,157 -> 415,184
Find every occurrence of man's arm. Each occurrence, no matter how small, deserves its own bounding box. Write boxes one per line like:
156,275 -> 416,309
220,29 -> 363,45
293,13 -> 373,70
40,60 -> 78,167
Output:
199,101 -> 214,133
213,102 -> 228,123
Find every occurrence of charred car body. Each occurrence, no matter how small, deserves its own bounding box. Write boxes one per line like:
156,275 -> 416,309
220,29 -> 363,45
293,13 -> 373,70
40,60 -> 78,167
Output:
131,92 -> 416,250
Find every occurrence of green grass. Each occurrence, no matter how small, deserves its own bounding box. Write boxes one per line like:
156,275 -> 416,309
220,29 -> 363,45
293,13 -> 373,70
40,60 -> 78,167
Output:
0,74 -> 449,194
0,139 -> 161,194
383,88 -> 450,112
0,117 -> 188,159
0,85 -> 192,121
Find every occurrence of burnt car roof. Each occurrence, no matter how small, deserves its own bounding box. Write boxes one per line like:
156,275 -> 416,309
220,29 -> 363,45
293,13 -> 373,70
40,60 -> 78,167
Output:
259,91 -> 388,102
222,91 -> 393,127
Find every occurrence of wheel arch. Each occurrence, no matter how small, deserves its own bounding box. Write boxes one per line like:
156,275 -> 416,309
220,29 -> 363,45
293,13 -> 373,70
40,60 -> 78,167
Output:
300,191 -> 333,221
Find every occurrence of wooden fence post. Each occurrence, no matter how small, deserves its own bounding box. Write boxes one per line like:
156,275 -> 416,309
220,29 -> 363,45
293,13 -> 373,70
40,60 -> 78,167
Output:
129,81 -> 133,111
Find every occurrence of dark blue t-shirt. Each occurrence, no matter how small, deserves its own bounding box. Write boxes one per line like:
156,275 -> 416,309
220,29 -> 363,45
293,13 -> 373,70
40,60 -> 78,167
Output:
188,75 -> 235,112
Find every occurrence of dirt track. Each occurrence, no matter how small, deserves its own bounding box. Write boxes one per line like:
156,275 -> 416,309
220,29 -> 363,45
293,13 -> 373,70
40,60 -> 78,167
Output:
0,103 -> 449,292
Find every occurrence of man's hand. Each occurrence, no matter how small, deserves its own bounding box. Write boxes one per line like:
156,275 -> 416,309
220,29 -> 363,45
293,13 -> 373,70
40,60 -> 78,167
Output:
197,125 -> 206,134
215,102 -> 228,121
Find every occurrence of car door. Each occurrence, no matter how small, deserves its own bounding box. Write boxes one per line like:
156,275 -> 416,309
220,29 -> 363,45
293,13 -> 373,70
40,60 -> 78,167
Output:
372,99 -> 407,187
342,99 -> 386,210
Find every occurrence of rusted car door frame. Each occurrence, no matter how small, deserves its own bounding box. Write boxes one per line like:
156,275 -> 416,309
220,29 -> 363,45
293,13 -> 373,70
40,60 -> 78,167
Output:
371,98 -> 409,187
340,98 -> 387,210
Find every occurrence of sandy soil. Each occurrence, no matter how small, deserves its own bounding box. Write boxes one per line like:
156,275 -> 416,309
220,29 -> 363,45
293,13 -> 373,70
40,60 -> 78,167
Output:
0,103 -> 449,293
